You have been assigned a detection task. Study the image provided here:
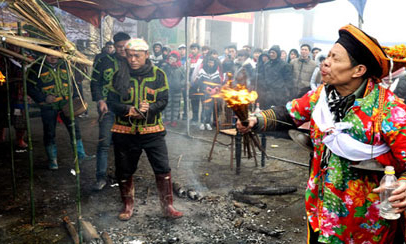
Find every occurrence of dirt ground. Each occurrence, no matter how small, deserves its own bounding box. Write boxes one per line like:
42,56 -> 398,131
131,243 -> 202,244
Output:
0,86 -> 312,244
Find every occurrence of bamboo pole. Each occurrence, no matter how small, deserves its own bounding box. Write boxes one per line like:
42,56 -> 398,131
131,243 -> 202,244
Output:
1,35 -> 93,66
0,47 -> 34,63
65,60 -> 83,244
18,22 -> 35,226
3,50 -> 17,199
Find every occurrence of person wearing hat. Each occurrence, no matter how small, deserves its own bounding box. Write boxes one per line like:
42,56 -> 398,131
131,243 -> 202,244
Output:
107,38 -> 183,221
237,24 -> 406,243
27,49 -> 94,170
178,44 -> 187,66
150,41 -> 164,67
90,32 -> 131,190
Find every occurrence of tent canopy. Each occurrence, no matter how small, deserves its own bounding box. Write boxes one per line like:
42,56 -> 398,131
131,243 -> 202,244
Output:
44,0 -> 334,27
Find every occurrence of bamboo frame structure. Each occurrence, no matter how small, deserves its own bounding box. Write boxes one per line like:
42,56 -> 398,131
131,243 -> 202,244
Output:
0,46 -> 34,63
1,35 -> 92,66
65,60 -> 83,244
3,48 -> 17,199
18,22 -> 36,226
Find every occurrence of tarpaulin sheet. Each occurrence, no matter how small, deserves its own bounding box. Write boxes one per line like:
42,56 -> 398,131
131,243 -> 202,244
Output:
43,0 -> 334,27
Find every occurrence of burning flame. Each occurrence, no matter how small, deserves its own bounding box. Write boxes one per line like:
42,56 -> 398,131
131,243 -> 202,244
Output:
0,71 -> 5,86
213,84 -> 257,106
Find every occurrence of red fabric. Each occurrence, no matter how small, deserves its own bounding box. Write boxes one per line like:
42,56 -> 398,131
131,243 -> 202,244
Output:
43,0 -> 333,27
189,53 -> 201,64
56,112 -> 63,124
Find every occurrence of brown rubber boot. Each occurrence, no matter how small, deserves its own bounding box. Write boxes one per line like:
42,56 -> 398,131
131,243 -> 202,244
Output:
118,177 -> 134,221
155,173 -> 183,218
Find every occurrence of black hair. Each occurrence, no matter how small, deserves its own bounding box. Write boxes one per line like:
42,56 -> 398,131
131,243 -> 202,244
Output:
190,43 -> 200,50
202,45 -> 210,51
208,49 -> 218,56
237,50 -> 250,58
287,49 -> 299,63
300,44 -> 312,51
105,41 -> 114,46
113,32 -> 131,43
312,47 -> 321,52
228,45 -> 237,51
253,48 -> 262,54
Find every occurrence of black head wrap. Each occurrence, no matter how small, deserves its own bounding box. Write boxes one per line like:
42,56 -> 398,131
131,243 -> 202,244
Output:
336,28 -> 384,78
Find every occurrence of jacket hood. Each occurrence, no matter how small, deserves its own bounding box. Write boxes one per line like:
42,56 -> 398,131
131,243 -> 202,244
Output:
153,42 -> 163,48
268,45 -> 281,59
315,52 -> 327,66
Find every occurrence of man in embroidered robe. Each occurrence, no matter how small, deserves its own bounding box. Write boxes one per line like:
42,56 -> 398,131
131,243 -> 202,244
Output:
107,38 -> 183,221
237,24 -> 406,243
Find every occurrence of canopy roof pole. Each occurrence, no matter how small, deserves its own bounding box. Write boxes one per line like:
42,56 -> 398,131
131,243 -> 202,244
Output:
358,15 -> 363,29
19,22 -> 35,226
100,13 -> 104,50
260,10 -> 264,49
185,17 -> 190,136
3,49 -> 17,200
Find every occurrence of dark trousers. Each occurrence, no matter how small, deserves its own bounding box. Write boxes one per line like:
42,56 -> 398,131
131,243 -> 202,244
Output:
190,84 -> 201,121
113,131 -> 170,180
96,110 -> 115,180
201,93 -> 214,124
164,92 -> 181,122
182,89 -> 187,119
40,106 -> 81,146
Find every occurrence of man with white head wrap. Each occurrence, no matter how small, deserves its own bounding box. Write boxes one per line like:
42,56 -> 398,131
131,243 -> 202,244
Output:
107,38 -> 183,221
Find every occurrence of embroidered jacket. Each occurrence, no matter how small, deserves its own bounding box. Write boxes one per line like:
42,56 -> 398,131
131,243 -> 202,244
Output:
91,53 -> 122,102
256,79 -> 406,243
27,60 -> 78,109
107,65 -> 168,135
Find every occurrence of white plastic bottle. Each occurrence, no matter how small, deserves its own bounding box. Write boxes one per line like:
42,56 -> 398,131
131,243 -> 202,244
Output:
254,102 -> 261,114
379,166 -> 400,220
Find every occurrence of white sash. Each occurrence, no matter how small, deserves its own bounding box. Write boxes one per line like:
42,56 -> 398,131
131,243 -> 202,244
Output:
312,87 -> 390,161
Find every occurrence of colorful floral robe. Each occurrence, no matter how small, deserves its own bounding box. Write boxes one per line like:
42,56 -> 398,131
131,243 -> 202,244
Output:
259,80 -> 406,243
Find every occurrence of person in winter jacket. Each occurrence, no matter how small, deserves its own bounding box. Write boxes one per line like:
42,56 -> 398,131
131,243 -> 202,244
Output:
150,41 -> 164,67
188,43 -> 202,123
161,51 -> 185,127
162,45 -> 171,61
290,44 -> 317,97
196,56 -> 222,131
235,49 -> 255,87
264,45 -> 293,106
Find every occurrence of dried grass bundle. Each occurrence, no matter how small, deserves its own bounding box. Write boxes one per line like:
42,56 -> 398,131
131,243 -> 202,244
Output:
5,0 -> 90,62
